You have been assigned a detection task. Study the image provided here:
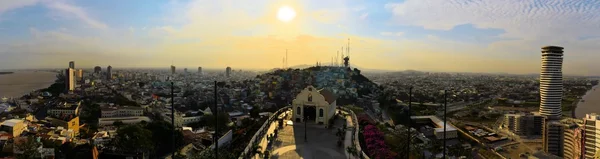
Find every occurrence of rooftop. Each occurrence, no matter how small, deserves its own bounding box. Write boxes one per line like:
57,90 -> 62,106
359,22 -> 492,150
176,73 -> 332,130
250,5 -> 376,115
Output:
2,119 -> 23,127
411,115 -> 457,132
541,46 -> 564,50
318,88 -> 337,104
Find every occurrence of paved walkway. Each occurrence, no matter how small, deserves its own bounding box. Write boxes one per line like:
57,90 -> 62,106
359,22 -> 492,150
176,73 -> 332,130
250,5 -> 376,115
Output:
265,113 -> 349,159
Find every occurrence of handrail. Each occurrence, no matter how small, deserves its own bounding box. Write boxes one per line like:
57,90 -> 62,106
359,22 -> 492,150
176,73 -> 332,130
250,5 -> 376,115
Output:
338,106 -> 370,159
239,106 -> 291,159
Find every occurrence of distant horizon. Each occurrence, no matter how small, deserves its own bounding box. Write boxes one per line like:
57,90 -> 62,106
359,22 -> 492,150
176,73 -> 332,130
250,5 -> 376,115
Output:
2,64 -> 598,77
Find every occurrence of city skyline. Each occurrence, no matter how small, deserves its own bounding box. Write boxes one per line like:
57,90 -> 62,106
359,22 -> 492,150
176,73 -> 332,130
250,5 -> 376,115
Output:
1,0 -> 600,76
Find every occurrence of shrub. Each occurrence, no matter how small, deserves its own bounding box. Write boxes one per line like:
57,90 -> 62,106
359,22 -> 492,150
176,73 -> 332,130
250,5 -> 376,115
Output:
362,124 -> 397,159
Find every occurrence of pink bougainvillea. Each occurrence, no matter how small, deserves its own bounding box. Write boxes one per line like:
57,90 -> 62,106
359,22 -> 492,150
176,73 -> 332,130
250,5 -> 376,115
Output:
362,124 -> 397,159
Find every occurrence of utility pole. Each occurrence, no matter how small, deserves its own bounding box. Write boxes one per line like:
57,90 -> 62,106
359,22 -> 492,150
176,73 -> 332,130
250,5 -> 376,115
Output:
214,81 -> 219,159
443,90 -> 447,159
406,87 -> 412,159
171,81 -> 175,158
304,116 -> 308,142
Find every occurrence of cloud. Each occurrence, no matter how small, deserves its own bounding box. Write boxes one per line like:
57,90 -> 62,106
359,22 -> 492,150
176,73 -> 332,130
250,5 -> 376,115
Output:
380,32 -> 404,37
45,1 -> 108,29
0,0 -> 38,14
384,0 -> 600,40
359,12 -> 369,20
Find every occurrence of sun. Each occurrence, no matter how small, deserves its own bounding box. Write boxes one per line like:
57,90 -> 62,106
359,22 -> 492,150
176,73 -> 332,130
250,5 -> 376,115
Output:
277,6 -> 296,22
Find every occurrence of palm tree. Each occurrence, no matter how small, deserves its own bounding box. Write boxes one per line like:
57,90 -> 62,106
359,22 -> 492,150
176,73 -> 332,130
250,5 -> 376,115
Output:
252,144 -> 264,158
346,146 -> 358,159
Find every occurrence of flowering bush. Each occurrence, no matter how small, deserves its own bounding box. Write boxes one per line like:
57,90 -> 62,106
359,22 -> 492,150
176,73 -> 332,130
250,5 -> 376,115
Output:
362,124 -> 397,159
358,114 -> 375,126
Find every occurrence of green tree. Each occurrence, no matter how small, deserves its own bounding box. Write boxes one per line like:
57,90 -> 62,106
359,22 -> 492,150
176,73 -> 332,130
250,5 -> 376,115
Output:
15,137 -> 41,159
80,103 -> 101,123
145,120 -> 185,156
113,120 -> 124,128
250,106 -> 260,119
203,113 -> 231,134
113,125 -> 153,153
191,149 -> 237,159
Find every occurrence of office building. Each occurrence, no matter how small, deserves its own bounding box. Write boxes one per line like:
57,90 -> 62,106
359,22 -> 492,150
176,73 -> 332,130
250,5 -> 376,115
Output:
77,69 -> 83,79
171,65 -> 176,74
48,101 -> 81,117
543,118 -> 582,159
100,106 -> 143,118
411,116 -> 458,140
226,66 -> 232,77
539,46 -> 564,119
584,113 -> 600,158
184,68 -> 188,73
46,116 -> 80,135
198,67 -> 202,74
65,68 -> 75,91
94,66 -> 101,74
107,65 -> 112,80
292,86 -> 337,126
504,112 -> 545,136
69,61 -> 75,69
0,119 -> 26,137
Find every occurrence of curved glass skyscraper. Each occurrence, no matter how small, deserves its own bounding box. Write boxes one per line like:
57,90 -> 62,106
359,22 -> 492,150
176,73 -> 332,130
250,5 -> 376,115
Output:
539,46 -> 564,119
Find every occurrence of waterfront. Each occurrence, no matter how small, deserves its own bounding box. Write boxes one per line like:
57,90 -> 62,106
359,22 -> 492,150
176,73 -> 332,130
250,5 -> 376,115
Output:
575,85 -> 600,118
0,71 -> 57,98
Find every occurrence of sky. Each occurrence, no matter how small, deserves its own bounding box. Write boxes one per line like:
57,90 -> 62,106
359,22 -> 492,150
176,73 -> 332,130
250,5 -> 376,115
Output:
0,0 -> 599,75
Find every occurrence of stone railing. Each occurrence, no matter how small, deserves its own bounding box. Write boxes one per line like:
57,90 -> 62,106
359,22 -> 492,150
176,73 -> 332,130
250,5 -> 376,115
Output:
239,106 -> 291,159
339,106 -> 370,159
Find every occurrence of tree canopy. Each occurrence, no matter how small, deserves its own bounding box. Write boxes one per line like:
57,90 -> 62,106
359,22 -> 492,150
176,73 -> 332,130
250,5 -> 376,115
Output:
113,124 -> 154,153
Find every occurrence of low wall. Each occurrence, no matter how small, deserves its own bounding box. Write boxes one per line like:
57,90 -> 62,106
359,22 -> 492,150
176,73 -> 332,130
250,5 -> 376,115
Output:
339,106 -> 370,159
239,106 -> 291,159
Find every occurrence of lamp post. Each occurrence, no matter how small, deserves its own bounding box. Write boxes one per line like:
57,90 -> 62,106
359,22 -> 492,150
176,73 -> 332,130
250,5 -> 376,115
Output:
214,81 -> 219,159
443,89 -> 447,159
304,116 -> 308,142
171,81 -> 175,158
406,86 -> 412,159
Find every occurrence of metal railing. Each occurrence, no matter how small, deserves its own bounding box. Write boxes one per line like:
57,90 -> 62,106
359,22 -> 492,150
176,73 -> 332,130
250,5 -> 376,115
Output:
339,106 -> 370,159
239,106 -> 291,159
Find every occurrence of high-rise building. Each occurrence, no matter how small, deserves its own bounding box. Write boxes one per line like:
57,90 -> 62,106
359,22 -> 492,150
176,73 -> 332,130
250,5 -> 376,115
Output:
543,118 -> 582,159
198,67 -> 202,75
69,61 -> 75,69
94,66 -> 101,74
107,65 -> 112,80
171,65 -> 176,74
184,68 -> 188,73
539,46 -> 564,119
226,66 -> 232,77
77,69 -> 83,79
583,113 -> 600,158
65,68 -> 75,91
504,112 -> 545,136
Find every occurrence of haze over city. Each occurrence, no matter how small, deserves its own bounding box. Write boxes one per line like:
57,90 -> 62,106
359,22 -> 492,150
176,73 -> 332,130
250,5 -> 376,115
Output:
0,0 -> 599,75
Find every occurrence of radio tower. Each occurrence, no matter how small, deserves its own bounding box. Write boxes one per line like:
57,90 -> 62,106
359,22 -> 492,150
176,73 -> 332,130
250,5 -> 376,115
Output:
286,49 -> 288,69
341,47 -> 345,65
336,51 -> 339,67
347,38 -> 350,67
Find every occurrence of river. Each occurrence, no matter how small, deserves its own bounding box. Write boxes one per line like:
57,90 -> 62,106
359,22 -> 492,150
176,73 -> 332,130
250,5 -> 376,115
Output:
575,85 -> 600,118
0,71 -> 57,98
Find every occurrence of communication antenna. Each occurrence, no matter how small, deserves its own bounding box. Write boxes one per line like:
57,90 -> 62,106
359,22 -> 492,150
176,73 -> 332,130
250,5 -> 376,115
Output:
341,47 -> 344,61
336,51 -> 339,67
347,38 -> 350,58
286,49 -> 288,69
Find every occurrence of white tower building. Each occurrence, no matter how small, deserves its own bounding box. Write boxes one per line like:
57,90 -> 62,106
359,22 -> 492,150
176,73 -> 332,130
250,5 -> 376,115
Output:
539,46 -> 564,119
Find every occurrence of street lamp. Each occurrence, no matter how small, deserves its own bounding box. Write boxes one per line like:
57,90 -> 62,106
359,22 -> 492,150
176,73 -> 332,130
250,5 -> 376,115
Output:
303,115 -> 308,142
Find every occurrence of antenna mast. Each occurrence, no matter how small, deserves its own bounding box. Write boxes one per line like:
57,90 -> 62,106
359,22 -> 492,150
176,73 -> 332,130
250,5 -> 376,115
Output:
336,51 -> 339,67
286,49 -> 288,69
